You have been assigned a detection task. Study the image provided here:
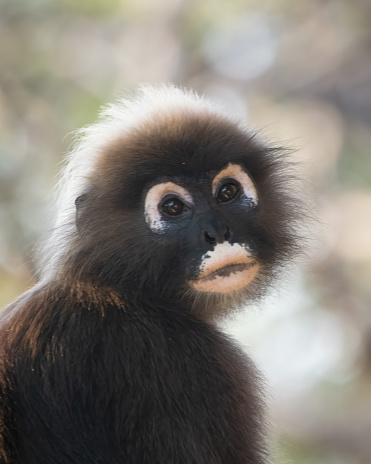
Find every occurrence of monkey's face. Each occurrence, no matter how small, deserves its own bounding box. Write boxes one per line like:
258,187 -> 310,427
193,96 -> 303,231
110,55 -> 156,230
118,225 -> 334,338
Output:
73,112 -> 298,312
144,163 -> 260,295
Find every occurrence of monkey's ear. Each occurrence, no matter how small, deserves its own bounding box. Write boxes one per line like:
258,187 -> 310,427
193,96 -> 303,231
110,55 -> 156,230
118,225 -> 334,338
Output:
75,193 -> 88,208
75,191 -> 90,230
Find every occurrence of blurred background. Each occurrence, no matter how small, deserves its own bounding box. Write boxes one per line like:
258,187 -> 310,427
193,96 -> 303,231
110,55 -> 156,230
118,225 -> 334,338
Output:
1,0 -> 370,462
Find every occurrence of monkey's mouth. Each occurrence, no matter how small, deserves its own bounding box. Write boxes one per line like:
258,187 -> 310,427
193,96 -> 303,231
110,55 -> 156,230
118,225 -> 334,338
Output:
190,260 -> 259,294
200,262 -> 255,280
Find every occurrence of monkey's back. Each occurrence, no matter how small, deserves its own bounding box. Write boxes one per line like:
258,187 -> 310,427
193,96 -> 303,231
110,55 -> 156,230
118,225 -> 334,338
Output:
0,284 -> 267,464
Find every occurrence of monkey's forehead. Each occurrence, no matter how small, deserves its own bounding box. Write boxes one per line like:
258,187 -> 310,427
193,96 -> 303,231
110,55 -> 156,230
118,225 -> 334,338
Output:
93,111 -> 263,182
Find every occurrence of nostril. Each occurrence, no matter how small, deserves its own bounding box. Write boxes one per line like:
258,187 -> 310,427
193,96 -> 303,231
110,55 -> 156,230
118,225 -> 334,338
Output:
224,226 -> 230,241
204,231 -> 217,245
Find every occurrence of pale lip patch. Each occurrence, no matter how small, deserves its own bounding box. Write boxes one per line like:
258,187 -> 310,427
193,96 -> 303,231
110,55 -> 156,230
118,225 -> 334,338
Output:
189,242 -> 259,294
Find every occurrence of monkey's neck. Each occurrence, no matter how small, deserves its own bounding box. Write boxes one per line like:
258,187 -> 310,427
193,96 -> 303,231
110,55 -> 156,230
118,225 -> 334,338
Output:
66,280 -> 126,312
58,278 -> 190,314
52,277 -> 220,323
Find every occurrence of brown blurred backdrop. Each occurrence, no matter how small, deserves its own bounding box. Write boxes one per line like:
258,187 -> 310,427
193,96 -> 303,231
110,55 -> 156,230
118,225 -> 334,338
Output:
1,1 -> 371,463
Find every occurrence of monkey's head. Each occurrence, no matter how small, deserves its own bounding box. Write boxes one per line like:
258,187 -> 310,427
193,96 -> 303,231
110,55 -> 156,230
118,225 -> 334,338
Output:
41,85 -> 303,318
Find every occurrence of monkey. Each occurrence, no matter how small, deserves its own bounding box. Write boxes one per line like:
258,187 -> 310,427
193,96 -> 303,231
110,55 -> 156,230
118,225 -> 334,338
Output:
0,85 -> 303,463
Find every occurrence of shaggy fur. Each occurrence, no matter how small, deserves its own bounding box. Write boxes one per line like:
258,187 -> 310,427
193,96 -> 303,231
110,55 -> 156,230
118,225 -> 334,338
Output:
0,85 -> 303,463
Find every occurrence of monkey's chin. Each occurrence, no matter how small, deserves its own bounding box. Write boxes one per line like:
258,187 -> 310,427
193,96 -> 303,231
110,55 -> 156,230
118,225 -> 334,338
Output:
190,262 -> 259,294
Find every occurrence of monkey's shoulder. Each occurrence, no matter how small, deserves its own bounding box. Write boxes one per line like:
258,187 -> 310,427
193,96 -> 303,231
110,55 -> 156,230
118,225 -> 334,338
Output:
0,284 -> 266,464
0,283 -> 252,375
0,283 -> 263,420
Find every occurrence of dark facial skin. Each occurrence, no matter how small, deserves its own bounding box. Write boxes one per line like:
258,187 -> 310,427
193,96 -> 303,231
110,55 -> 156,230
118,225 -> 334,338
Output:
142,167 -> 259,283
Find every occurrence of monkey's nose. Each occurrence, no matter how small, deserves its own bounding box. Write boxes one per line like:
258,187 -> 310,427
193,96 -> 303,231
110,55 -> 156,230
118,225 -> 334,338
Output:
203,225 -> 230,245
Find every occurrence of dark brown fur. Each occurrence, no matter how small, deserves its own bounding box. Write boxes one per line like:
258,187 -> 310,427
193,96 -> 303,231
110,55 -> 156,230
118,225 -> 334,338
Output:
0,86 -> 304,463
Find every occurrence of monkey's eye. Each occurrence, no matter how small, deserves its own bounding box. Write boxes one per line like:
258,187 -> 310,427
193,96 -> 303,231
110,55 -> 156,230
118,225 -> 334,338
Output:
217,182 -> 240,203
160,197 -> 188,217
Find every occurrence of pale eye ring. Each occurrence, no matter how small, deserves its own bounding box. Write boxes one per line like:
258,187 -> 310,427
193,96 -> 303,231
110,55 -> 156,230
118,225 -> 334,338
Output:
216,181 -> 240,203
